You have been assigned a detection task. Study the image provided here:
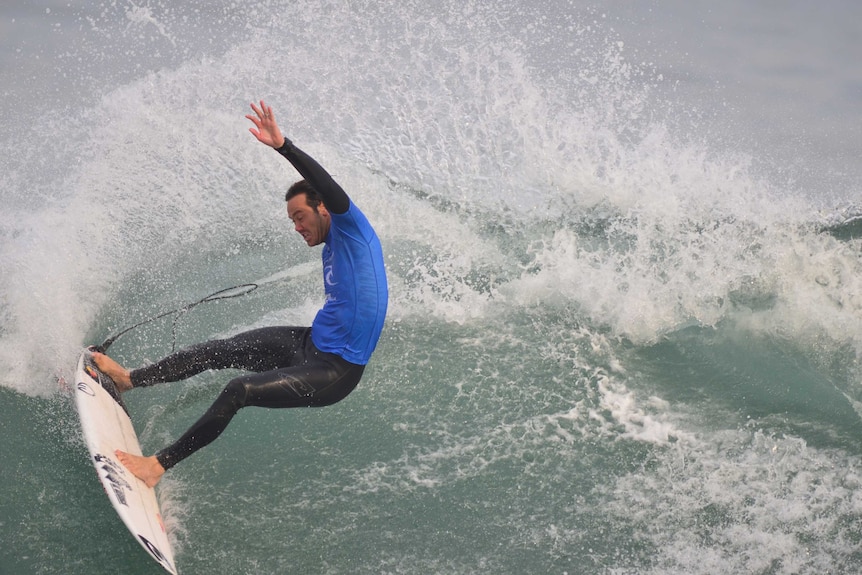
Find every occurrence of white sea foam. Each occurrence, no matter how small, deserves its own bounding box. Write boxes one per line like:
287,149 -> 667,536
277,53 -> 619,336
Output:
604,429 -> 862,574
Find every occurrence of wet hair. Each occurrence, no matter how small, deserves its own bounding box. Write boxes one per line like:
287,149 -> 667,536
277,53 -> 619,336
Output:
285,180 -> 322,210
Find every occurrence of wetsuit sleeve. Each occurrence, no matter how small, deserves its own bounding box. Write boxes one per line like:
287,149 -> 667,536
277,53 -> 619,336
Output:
276,138 -> 350,215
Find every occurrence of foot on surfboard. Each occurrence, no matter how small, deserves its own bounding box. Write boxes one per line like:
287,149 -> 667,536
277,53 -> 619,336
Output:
91,352 -> 134,392
115,450 -> 166,488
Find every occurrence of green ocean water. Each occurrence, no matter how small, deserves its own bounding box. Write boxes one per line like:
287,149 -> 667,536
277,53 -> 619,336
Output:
3,1 -> 862,574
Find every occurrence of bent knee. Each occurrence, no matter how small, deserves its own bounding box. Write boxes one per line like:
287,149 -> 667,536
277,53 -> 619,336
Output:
220,377 -> 251,410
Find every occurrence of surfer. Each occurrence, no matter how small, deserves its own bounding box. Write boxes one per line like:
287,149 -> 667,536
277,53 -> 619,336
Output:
93,100 -> 388,488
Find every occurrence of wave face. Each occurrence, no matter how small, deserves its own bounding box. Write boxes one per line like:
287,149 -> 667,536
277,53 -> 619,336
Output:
2,1 -> 862,574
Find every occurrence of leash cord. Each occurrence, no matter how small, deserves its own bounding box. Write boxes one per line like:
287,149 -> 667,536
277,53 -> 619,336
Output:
95,283 -> 259,353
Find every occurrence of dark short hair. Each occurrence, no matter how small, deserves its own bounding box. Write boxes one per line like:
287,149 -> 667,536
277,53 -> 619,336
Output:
286,180 -> 322,210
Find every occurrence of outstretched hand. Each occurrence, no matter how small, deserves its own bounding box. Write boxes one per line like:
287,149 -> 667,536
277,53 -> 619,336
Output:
246,100 -> 286,148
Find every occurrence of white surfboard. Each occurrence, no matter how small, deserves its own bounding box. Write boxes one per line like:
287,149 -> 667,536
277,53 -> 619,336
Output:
75,348 -> 178,574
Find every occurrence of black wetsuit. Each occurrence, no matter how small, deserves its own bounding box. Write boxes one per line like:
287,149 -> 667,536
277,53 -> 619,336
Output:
134,326 -> 363,470
131,140 -> 387,472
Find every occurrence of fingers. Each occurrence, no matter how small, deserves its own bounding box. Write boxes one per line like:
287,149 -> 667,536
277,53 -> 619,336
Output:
250,100 -> 274,122
247,100 -> 282,147
249,102 -> 262,120
245,113 -> 262,129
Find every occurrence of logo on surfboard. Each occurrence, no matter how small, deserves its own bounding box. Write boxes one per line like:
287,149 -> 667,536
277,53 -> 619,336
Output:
77,382 -> 95,396
94,453 -> 132,507
138,534 -> 176,574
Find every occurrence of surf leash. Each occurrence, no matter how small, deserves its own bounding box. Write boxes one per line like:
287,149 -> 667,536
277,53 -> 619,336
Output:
94,283 -> 259,354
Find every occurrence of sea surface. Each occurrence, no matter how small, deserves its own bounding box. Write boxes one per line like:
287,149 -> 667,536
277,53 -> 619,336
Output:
2,1 -> 862,574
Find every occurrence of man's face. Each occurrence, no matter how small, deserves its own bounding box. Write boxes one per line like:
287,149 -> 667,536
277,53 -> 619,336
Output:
287,193 -> 330,247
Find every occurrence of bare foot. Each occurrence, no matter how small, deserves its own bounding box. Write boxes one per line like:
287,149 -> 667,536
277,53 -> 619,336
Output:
92,352 -> 133,392
116,450 -> 165,488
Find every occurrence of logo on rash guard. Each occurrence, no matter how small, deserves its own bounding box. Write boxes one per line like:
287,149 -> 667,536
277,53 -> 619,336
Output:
324,265 -> 337,287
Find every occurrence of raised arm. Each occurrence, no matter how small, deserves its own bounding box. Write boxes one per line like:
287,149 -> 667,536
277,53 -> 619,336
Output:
246,100 -> 350,215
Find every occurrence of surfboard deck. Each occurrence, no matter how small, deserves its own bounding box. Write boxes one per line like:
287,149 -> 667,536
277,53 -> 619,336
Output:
75,348 -> 178,574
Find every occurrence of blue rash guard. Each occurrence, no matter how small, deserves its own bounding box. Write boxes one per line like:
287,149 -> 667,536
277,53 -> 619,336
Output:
276,138 -> 389,365
315,202 -> 388,364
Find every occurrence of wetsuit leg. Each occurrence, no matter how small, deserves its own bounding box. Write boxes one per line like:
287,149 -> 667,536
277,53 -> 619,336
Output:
130,326 -> 308,387
154,336 -> 365,471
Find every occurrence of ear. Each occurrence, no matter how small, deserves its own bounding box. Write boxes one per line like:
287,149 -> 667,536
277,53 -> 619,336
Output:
318,204 -> 330,218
